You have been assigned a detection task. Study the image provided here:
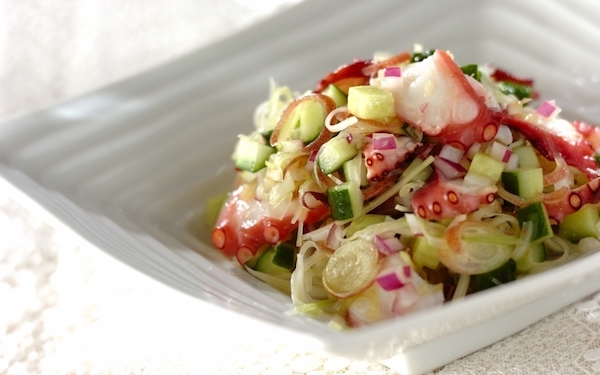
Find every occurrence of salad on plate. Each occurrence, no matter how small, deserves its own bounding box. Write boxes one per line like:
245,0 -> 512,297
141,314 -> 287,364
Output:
207,46 -> 600,328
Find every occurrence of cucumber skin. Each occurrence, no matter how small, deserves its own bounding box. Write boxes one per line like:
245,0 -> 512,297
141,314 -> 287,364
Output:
318,137 -> 358,174
501,168 -> 543,198
234,137 -> 275,172
327,182 -> 362,221
516,201 -> 553,245
558,205 -> 599,243
255,247 -> 292,275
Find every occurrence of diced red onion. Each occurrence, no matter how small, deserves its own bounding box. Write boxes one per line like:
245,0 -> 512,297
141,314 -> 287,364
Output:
309,150 -> 318,162
488,141 -> 512,163
374,235 -> 404,255
494,125 -> 513,145
403,265 -> 411,278
506,153 -> 519,170
536,100 -> 560,118
376,272 -> 405,291
346,133 -> 353,144
372,133 -> 397,150
439,144 -> 465,164
433,156 -> 467,179
383,67 -> 402,77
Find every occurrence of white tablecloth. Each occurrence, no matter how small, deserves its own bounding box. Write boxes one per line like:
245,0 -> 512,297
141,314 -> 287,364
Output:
1,1 -> 600,374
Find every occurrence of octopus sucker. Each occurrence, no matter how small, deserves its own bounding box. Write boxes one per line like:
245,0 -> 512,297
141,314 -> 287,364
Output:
447,191 -> 459,204
569,192 -> 582,209
212,228 -> 226,249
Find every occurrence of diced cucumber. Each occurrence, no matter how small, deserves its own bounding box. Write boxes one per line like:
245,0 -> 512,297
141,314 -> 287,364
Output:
465,151 -> 505,184
512,145 -> 540,168
412,236 -> 440,270
327,181 -> 364,221
501,168 -> 543,199
318,137 -> 358,174
271,243 -> 297,270
342,153 -> 368,187
233,136 -> 276,172
345,214 -> 386,238
276,99 -> 325,145
321,84 -> 347,107
516,201 -> 553,246
558,204 -> 599,243
473,258 -> 517,291
254,246 -> 292,276
347,85 -> 396,120
516,243 -> 546,272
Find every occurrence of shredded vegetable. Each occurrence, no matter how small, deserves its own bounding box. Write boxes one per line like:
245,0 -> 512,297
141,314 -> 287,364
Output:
208,46 -> 600,328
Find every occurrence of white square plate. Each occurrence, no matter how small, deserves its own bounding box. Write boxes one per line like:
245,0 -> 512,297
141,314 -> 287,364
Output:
1,0 -> 600,373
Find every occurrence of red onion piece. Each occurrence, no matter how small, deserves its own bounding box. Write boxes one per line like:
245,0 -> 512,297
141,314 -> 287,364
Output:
488,141 -> 512,163
433,156 -> 467,179
403,265 -> 411,278
374,235 -> 404,255
536,100 -> 559,118
494,124 -> 513,145
372,133 -> 397,151
439,144 -> 465,164
375,272 -> 405,291
384,67 -> 401,77
309,150 -> 318,162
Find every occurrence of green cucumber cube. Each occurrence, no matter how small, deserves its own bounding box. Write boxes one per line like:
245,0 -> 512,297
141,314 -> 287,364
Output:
516,201 -> 553,246
412,236 -> 440,270
327,181 -> 363,221
318,137 -> 358,174
347,85 -> 396,120
234,136 -> 276,172
466,151 -> 506,184
342,154 -> 368,187
501,168 -> 543,199
558,205 -> 599,243
513,145 -> 540,168
473,259 -> 516,291
276,99 -> 325,144
321,84 -> 347,107
254,247 -> 292,276
516,243 -> 546,272
271,243 -> 296,270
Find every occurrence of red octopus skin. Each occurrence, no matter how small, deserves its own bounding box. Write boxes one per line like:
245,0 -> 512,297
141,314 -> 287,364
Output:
545,177 -> 600,224
432,50 -> 500,149
498,113 -> 600,179
410,171 -> 496,220
315,60 -> 372,94
212,184 -> 329,264
362,136 -> 419,181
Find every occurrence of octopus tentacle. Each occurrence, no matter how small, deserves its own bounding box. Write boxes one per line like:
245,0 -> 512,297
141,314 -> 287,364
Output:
545,177 -> 600,224
497,112 -> 600,179
411,170 -> 497,220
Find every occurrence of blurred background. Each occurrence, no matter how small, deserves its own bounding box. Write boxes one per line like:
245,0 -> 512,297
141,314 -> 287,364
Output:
1,1 -> 600,374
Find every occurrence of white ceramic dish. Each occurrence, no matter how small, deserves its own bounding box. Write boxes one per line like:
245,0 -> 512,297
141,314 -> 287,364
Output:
1,0 -> 600,373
